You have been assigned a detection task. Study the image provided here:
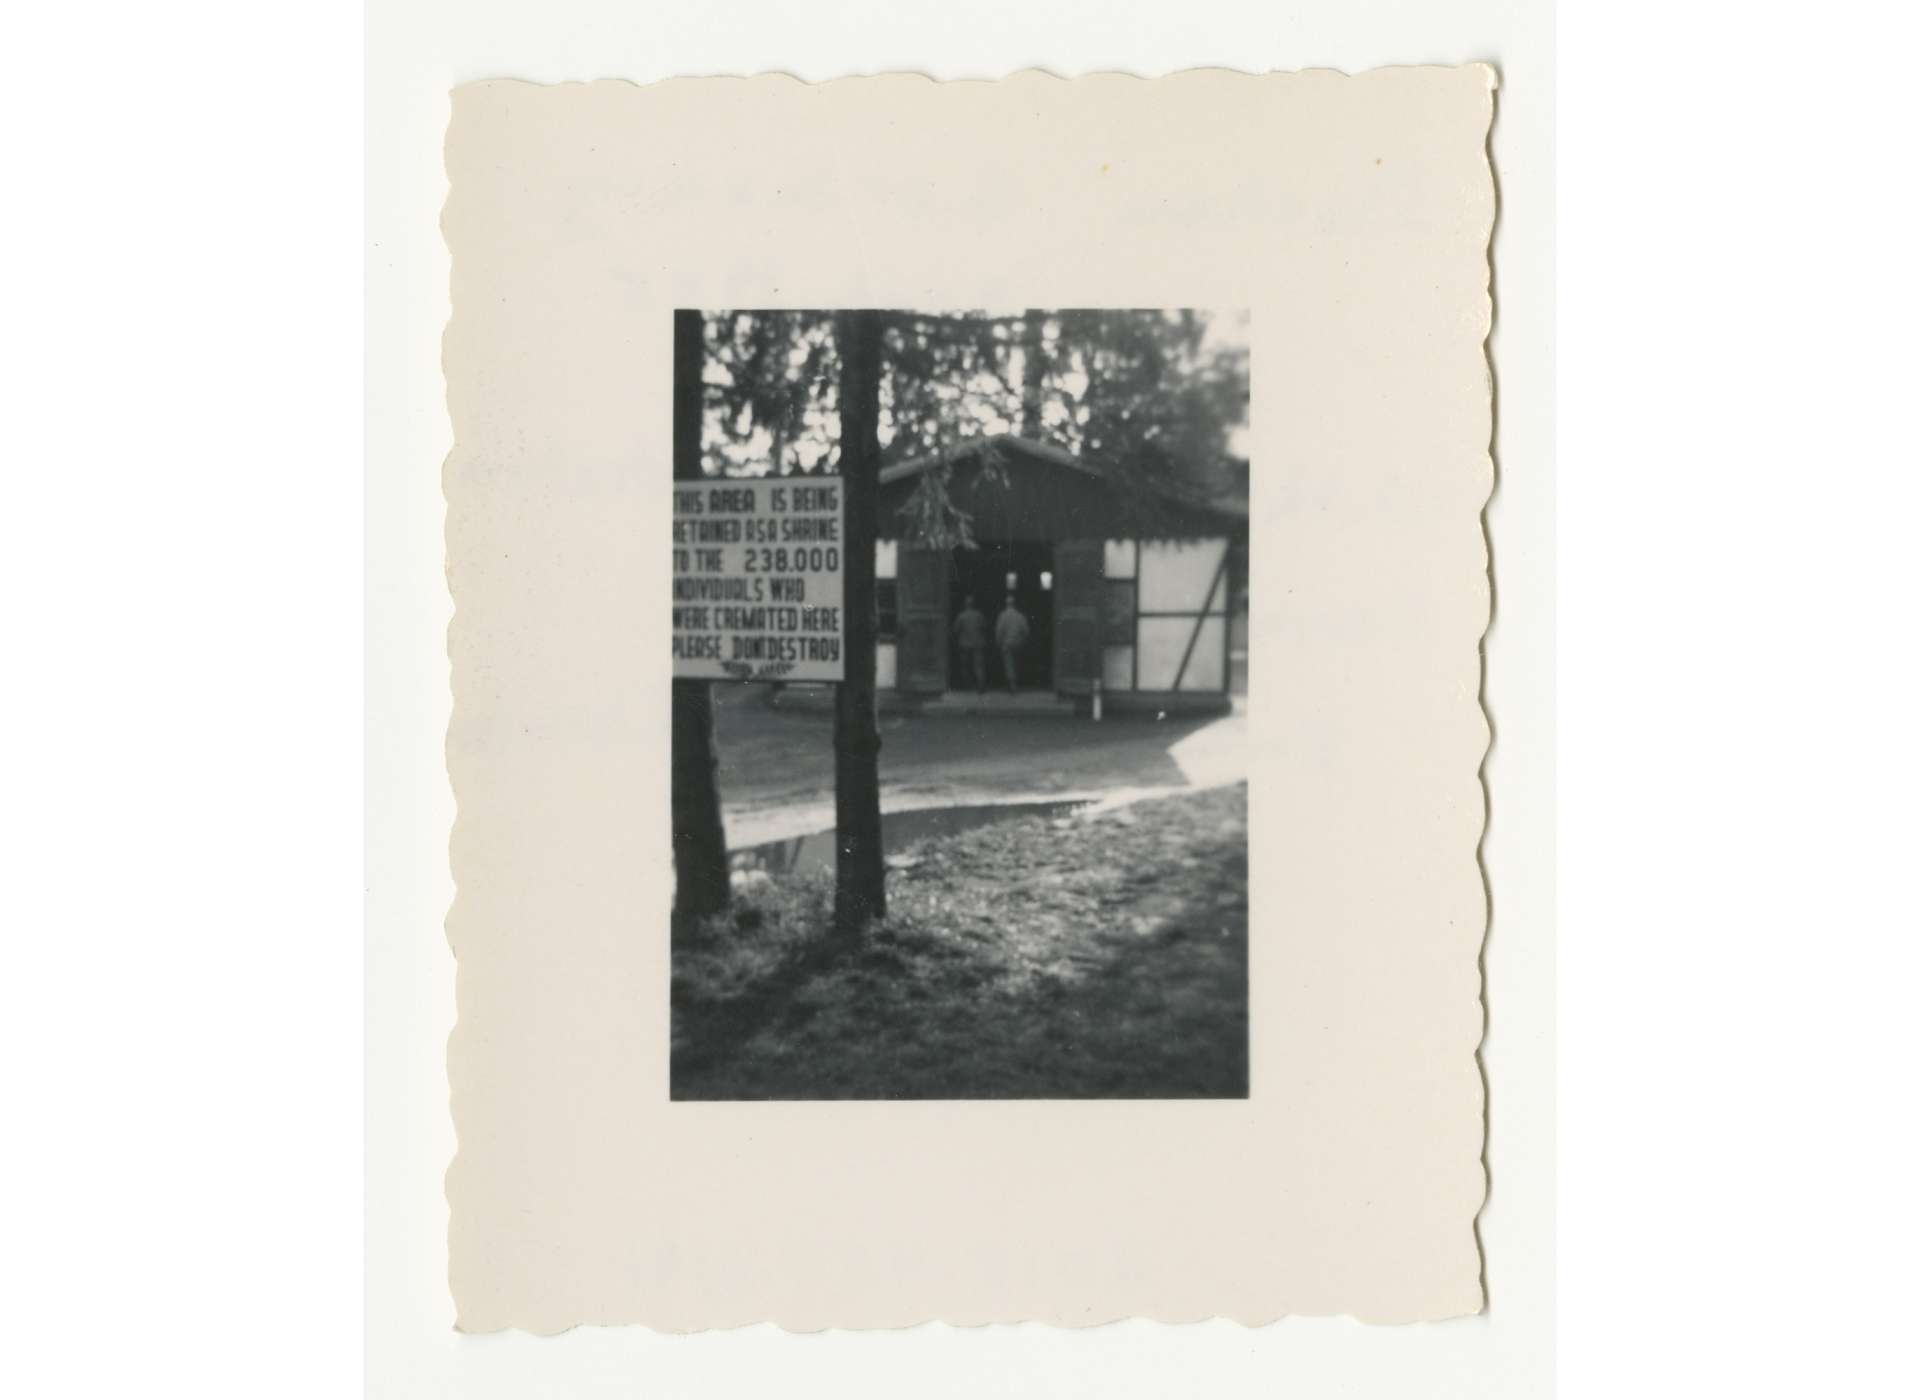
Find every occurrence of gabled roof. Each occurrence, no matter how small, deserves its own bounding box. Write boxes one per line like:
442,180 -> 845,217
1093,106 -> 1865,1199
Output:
879,434 -> 1248,521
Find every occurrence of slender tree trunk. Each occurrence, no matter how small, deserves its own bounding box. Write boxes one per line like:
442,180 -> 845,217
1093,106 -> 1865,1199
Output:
834,310 -> 886,936
1020,308 -> 1046,438
671,309 -> 730,918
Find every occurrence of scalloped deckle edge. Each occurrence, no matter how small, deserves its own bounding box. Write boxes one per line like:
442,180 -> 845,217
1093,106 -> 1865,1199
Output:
1470,76 -> 1500,1317
444,65 -> 1498,1333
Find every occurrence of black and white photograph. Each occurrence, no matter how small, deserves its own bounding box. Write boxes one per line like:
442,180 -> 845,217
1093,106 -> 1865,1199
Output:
671,308 -> 1252,1099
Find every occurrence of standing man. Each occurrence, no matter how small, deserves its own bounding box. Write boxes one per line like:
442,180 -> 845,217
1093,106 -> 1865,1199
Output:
952,593 -> 988,696
994,593 -> 1031,695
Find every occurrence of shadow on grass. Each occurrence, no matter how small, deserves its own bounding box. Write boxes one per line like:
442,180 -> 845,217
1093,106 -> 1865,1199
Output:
672,919 -> 850,1086
671,784 -> 1250,1101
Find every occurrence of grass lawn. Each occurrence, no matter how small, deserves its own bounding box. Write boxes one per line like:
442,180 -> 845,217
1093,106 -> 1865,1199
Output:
671,782 -> 1248,1099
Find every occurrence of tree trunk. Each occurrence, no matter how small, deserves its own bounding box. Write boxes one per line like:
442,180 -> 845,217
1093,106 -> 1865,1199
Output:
833,310 -> 886,936
671,309 -> 730,918
1020,308 -> 1046,438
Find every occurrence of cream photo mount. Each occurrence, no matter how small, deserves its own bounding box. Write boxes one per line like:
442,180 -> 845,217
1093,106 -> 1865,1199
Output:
443,66 -> 1495,1332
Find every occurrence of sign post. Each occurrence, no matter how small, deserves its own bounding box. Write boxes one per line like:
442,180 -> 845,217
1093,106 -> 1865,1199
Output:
672,477 -> 846,682
670,309 -> 730,918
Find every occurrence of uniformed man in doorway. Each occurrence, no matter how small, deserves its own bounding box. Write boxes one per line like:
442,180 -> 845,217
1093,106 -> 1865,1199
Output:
994,594 -> 1031,695
952,593 -> 988,695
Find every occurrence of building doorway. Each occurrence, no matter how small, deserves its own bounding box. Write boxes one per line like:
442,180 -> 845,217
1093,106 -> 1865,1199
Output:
950,540 -> 1054,691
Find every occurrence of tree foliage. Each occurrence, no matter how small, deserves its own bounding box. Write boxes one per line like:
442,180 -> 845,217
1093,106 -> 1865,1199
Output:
698,308 -> 1249,542
1049,309 -> 1250,505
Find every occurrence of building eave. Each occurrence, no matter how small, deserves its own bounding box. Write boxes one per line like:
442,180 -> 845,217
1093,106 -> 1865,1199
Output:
880,433 -> 1248,527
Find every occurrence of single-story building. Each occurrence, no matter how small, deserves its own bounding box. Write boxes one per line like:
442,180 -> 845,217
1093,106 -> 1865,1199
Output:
869,435 -> 1249,713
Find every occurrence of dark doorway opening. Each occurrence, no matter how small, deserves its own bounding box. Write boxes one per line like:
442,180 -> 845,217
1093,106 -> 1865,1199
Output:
950,540 -> 1054,692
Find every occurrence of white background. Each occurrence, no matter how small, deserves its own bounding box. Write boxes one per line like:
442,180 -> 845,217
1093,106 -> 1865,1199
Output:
371,5 -> 1552,1391
5,1 -> 1917,1396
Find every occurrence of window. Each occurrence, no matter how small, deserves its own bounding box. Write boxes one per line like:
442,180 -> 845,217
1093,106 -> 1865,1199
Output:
876,580 -> 899,639
1103,578 -> 1137,646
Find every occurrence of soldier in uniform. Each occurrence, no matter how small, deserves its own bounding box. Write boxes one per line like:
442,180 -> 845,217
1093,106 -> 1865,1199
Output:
994,595 -> 1031,695
951,594 -> 988,695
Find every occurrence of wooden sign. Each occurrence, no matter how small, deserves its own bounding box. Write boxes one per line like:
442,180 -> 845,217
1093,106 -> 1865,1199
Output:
671,476 -> 846,681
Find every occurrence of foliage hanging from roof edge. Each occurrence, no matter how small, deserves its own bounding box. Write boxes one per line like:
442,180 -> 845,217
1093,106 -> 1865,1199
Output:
897,462 -> 977,551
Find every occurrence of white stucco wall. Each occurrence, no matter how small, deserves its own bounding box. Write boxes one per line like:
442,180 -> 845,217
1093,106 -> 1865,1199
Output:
1119,538 -> 1230,691
875,539 -> 896,580
876,641 -> 896,690
1137,616 -> 1226,691
1138,538 -> 1228,613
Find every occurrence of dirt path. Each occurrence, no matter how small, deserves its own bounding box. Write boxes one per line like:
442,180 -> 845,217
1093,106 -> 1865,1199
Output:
713,684 -> 1248,845
672,782 -> 1249,1100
